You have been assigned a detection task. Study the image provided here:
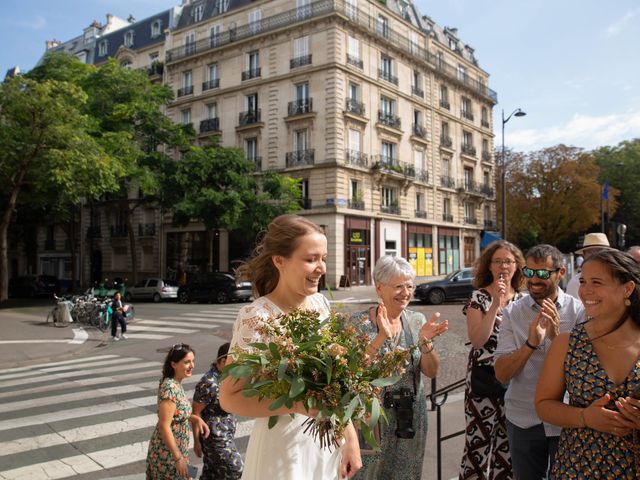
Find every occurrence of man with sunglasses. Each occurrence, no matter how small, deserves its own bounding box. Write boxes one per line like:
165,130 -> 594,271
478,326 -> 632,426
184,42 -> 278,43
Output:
494,244 -> 585,480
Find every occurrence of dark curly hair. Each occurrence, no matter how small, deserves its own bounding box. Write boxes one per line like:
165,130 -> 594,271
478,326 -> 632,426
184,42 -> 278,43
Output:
161,343 -> 195,381
473,240 -> 525,291
583,249 -> 640,335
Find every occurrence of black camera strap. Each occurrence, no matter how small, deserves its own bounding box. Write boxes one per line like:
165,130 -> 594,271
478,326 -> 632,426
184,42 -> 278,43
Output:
399,310 -> 419,398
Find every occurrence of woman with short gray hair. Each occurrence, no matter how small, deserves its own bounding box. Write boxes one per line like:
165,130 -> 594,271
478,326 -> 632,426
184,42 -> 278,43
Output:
348,255 -> 448,479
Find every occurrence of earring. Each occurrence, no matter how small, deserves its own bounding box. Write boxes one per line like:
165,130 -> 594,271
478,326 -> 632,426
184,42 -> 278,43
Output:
625,298 -> 632,307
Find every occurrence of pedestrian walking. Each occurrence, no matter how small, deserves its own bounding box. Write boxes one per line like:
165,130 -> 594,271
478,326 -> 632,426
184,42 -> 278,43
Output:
111,291 -> 129,341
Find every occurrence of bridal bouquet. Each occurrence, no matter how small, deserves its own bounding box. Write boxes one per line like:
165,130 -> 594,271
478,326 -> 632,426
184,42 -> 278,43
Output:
223,308 -> 411,450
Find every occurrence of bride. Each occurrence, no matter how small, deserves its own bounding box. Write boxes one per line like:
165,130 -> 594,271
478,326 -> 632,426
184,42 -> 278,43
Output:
220,215 -> 362,479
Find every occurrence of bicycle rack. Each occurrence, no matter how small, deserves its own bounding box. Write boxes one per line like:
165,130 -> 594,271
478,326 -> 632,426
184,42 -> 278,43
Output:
429,376 -> 467,480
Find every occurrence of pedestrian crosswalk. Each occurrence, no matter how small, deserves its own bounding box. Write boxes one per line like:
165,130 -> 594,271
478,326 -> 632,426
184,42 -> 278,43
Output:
0,354 -> 254,480
124,305 -> 244,341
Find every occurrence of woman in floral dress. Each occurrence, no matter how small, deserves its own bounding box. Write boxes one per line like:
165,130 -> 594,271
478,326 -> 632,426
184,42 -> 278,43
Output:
536,249 -> 640,478
146,343 -> 202,479
459,240 -> 524,480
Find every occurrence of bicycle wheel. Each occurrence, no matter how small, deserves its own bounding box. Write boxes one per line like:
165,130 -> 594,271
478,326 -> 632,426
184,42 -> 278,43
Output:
98,310 -> 111,332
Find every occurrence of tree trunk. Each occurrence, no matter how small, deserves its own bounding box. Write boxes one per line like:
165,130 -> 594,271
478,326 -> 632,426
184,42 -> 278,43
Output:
125,202 -> 138,287
0,180 -> 24,303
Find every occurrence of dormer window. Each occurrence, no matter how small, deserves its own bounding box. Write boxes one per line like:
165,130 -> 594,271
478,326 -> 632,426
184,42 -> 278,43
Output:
121,60 -> 132,70
124,30 -> 134,48
151,20 -> 162,38
98,40 -> 108,56
193,4 -> 204,22
448,37 -> 457,50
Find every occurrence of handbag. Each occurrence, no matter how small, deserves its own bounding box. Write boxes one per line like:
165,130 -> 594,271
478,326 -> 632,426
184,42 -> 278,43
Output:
470,364 -> 507,399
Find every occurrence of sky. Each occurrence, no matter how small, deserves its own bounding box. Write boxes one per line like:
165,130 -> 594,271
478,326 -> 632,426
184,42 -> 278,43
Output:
1,0 -> 639,153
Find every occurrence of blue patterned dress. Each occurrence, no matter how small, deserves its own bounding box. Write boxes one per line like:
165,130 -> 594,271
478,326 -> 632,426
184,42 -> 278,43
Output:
193,365 -> 243,480
550,324 -> 640,478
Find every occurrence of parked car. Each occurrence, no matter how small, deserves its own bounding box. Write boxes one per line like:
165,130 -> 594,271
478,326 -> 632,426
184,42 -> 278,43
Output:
414,268 -> 474,305
8,275 -> 59,298
177,272 -> 252,304
124,277 -> 178,303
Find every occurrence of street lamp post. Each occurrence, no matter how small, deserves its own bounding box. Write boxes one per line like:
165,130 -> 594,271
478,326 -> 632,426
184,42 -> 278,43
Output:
500,108 -> 526,240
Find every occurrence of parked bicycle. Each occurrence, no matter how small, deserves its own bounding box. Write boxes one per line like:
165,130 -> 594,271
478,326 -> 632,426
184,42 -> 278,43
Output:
45,293 -> 134,331
46,295 -> 73,328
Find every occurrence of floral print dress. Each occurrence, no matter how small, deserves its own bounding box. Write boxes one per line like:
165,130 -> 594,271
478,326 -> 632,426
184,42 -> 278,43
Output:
551,324 -> 640,478
146,377 -> 192,480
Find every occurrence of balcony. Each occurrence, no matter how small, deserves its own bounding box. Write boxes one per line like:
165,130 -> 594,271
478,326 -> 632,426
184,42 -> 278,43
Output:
86,226 -> 102,238
415,169 -> 429,183
377,111 -> 401,129
412,85 -> 424,98
290,54 -> 312,69
286,149 -> 315,167
147,62 -> 164,76
241,67 -> 261,81
288,98 -> 313,116
461,110 -> 474,122
440,99 -> 450,110
199,118 -> 220,134
373,155 -> 400,172
459,180 -> 483,195
177,85 -> 193,97
345,98 -> 365,116
138,223 -> 156,237
481,119 -> 490,128
164,0 -> 497,104
378,69 -> 398,85
345,149 -> 368,167
299,198 -> 313,209
348,200 -> 365,210
440,135 -> 453,148
346,54 -> 363,69
482,150 -> 492,162
202,78 -> 219,91
412,123 -> 427,139
415,210 -> 427,219
440,175 -> 456,188
381,205 -> 401,215
484,219 -> 497,229
442,213 -> 453,222
110,225 -> 129,238
464,217 -> 478,225
248,156 -> 262,171
238,109 -> 261,126
461,144 -> 477,157
480,183 -> 495,197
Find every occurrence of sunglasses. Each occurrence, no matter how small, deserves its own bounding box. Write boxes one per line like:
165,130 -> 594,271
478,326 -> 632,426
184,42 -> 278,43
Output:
171,343 -> 190,352
522,267 -> 560,280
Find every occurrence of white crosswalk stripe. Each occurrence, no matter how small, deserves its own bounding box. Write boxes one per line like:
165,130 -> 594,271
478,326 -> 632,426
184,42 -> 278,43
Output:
0,355 -> 254,479
122,304 -> 244,340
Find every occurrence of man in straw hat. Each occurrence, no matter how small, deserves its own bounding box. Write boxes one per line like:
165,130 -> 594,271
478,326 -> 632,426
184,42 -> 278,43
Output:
565,232 -> 612,299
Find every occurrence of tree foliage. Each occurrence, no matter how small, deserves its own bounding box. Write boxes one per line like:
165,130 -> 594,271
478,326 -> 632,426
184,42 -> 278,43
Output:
593,139 -> 640,245
505,144 -> 609,251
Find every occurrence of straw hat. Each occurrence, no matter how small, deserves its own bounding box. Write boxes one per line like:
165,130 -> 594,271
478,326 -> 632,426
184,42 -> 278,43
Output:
575,233 -> 611,254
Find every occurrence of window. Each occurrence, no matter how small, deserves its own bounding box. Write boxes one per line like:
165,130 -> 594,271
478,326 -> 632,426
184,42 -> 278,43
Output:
347,36 -> 360,66
124,30 -> 134,48
381,187 -> 398,206
121,60 -> 132,69
462,97 -> 473,120
464,168 -> 473,189
246,93 -> 258,112
482,138 -> 489,155
149,52 -> 159,63
414,109 -> 422,126
412,70 -> 421,94
348,128 -> 361,152
295,129 -> 308,151
377,15 -> 389,38
414,149 -> 423,170
463,130 -> 473,148
206,103 -> 217,119
247,50 -> 260,71
482,107 -> 489,127
439,232 -> 460,274
151,20 -> 162,37
448,37 -> 457,50
181,108 -> 191,125
296,0 -> 311,20
436,50 -> 444,69
245,137 -> 258,161
249,9 -> 262,34
213,0 -> 230,15
300,179 -> 309,200
416,192 -> 424,212
381,141 -> 396,163
346,0 -> 357,19
380,96 -> 394,116
441,121 -> 450,138
349,82 -> 359,101
98,40 -> 107,56
442,157 -> 450,177
483,170 -> 490,186
296,83 -> 309,101
443,198 -> 451,215
210,24 -> 221,47
484,205 -> 491,222
465,202 -> 475,220
410,32 -> 419,54
185,32 -> 196,55
458,64 -> 467,83
182,71 -> 192,88
440,84 -> 449,108
193,3 -> 204,22
207,63 -> 218,81
380,55 -> 392,78
293,36 -> 309,61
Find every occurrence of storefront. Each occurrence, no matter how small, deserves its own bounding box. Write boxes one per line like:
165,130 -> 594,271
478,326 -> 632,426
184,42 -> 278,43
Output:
344,217 -> 371,286
438,227 -> 461,275
407,224 -> 434,277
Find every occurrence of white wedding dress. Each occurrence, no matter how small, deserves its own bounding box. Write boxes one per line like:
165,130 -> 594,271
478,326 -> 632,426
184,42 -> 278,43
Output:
230,293 -> 343,480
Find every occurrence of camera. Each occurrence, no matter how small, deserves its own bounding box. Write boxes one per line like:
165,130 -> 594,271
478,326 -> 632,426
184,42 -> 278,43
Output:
383,387 -> 415,439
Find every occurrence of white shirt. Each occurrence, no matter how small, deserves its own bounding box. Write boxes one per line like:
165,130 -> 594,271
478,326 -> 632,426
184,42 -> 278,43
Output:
565,273 -> 580,299
495,288 -> 585,435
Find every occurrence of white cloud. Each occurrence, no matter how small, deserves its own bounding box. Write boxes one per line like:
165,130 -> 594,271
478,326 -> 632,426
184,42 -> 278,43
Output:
605,8 -> 640,37
508,111 -> 640,151
16,15 -> 46,30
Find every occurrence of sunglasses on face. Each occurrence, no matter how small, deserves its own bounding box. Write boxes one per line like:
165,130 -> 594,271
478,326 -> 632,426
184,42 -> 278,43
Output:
522,267 -> 560,280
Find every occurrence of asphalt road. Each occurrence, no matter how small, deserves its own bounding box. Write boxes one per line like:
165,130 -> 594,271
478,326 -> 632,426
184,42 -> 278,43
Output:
0,292 -> 469,479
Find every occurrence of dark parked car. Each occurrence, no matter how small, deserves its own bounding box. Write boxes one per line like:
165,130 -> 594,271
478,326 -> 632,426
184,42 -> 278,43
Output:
8,275 -> 59,298
177,272 -> 252,304
414,268 -> 474,305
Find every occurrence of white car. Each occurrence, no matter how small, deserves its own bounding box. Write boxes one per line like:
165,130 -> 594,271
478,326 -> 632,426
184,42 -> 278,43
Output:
125,278 -> 178,303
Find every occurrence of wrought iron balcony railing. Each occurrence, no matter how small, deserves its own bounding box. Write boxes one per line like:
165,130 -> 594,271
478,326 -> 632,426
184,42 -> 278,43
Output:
480,183 -> 495,197
177,85 -> 193,97
484,219 -> 497,229
346,54 -> 363,69
200,118 -> 220,133
464,217 -> 478,225
461,144 -> 477,156
412,85 -> 424,98
415,169 -> 429,183
238,109 -> 261,126
442,213 -> 453,222
461,110 -> 474,121
482,150 -> 492,162
378,69 -> 398,85
440,175 -> 456,188
415,210 -> 427,219
286,149 -> 315,167
381,205 -> 401,215
299,198 -> 313,209
248,156 -> 262,171
290,54 -> 312,69
412,123 -> 427,138
288,98 -> 313,116
202,78 -> 220,91
481,119 -> 490,128
241,67 -> 261,81
440,99 -> 450,110
440,135 -> 452,148
378,111 -> 401,129
345,98 -> 365,116
348,200 -> 365,210
345,149 -> 368,167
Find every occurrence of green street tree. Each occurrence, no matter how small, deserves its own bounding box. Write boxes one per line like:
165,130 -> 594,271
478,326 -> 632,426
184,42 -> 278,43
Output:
0,75 -> 120,302
162,143 -> 301,273
505,144 -> 606,251
31,53 -> 189,285
594,139 -> 640,245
